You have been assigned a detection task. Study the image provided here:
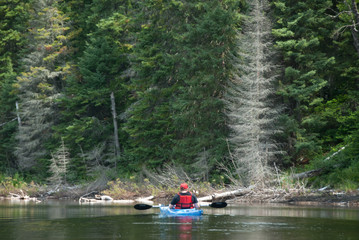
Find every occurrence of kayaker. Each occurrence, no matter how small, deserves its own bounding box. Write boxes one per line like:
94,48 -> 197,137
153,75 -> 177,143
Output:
169,183 -> 200,209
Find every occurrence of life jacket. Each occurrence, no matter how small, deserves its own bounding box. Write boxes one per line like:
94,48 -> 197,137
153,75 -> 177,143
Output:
175,192 -> 194,209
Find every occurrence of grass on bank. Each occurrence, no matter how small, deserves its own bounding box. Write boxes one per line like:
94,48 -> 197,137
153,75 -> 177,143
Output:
1,157 -> 358,199
0,173 -> 40,197
102,178 -> 216,200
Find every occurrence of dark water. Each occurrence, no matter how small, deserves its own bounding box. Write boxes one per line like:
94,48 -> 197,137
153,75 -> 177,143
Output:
0,200 -> 359,240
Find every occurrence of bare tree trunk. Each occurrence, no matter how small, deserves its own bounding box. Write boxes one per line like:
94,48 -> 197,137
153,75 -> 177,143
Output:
110,92 -> 120,166
224,0 -> 282,186
198,188 -> 251,202
351,0 -> 359,24
350,29 -> 359,56
345,0 -> 359,56
15,101 -> 21,127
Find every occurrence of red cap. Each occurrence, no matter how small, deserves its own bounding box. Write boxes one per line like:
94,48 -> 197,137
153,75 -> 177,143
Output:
180,183 -> 188,190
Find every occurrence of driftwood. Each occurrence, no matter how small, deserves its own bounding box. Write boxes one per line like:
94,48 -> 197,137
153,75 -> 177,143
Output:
112,196 -> 154,205
95,194 -> 113,201
198,188 -> 251,202
79,191 -> 114,203
8,190 -> 40,202
79,193 -> 154,205
10,192 -> 29,200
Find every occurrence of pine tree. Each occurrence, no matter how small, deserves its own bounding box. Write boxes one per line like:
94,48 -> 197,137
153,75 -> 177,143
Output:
225,0 -> 281,186
15,0 -> 70,171
0,0 -> 29,72
272,0 -> 335,163
55,1 -> 134,178
123,0 -> 181,168
0,0 -> 30,171
171,1 -> 236,176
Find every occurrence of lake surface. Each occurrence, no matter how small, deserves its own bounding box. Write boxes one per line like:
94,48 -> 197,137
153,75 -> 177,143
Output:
0,200 -> 359,240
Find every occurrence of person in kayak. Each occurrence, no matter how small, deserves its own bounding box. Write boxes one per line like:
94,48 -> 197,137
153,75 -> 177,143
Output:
169,183 -> 200,209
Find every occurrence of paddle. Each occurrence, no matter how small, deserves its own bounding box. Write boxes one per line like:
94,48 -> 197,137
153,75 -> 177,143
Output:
207,202 -> 227,208
134,202 -> 227,210
134,203 -> 160,210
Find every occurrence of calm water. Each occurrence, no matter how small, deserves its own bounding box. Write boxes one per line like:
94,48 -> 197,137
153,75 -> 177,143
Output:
0,200 -> 359,240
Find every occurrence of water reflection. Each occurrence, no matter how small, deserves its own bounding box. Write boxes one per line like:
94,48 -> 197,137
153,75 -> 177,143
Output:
177,217 -> 194,240
1,200 -> 359,240
0,199 -> 155,221
157,216 -> 202,240
205,204 -> 359,220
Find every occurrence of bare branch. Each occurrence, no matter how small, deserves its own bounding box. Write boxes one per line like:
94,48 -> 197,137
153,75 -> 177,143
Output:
224,0 -> 282,187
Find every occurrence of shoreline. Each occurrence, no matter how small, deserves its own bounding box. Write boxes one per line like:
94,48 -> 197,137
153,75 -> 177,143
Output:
1,186 -> 358,208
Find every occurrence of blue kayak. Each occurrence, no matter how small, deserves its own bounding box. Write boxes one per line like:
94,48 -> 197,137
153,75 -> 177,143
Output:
160,206 -> 203,217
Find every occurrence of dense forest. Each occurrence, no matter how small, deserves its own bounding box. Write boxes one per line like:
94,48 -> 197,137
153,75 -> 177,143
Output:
1,0 -> 359,190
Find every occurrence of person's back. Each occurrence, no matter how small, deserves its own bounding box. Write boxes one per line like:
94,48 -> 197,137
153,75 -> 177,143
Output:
169,183 -> 200,209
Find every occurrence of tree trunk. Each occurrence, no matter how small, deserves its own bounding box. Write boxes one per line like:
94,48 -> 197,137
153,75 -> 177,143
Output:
15,101 -> 21,126
348,0 -> 359,56
197,188 -> 250,202
110,92 -> 120,165
351,0 -> 359,24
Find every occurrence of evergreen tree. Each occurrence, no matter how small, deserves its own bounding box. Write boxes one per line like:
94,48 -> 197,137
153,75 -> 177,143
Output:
125,1 -> 237,175
225,0 -> 281,186
0,0 -> 29,72
58,0 -> 94,58
56,1 -> 133,178
272,0 -> 336,164
313,0 -> 359,176
15,0 -> 70,171
0,0 -> 30,171
123,0 -> 182,168
171,1 -> 236,177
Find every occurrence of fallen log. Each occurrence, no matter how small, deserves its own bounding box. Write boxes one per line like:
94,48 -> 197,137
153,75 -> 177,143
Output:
198,188 -> 251,202
79,195 -> 155,205
8,190 -> 40,202
291,168 -> 323,180
112,200 -> 135,204
135,196 -> 154,202
113,196 -> 154,205
9,189 -> 30,200
95,195 -> 113,201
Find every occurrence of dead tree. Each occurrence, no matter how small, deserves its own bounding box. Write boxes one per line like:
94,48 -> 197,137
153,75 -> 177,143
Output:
225,0 -> 282,186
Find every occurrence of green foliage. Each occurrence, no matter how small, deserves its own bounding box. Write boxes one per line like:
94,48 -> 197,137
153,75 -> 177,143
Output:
0,0 -> 30,70
14,0 -> 71,171
170,2 -> 236,171
0,0 -> 30,172
312,158 -> 359,191
123,0 -> 181,168
123,1 -> 237,173
272,0 -> 337,162
0,173 -> 40,196
1,0 -> 359,190
0,72 -> 18,172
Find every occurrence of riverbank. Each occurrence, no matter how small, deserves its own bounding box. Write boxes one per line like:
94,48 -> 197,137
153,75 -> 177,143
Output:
229,188 -> 359,207
1,180 -> 358,207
